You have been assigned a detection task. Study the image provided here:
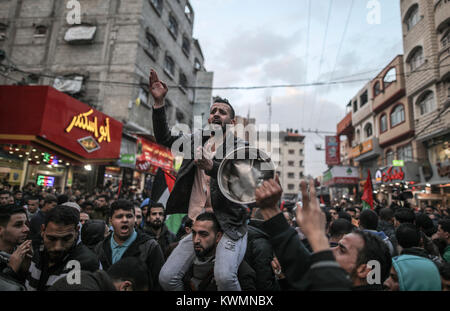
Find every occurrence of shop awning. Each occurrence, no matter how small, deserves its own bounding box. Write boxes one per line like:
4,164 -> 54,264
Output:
0,86 -> 123,164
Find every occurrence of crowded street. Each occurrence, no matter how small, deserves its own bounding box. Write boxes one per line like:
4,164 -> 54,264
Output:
0,0 -> 449,296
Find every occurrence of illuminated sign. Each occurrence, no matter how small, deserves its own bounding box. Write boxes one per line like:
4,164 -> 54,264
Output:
43,153 -> 58,165
376,167 -> 405,183
392,160 -> 404,167
66,109 -> 111,144
77,136 -> 100,153
37,175 -> 55,187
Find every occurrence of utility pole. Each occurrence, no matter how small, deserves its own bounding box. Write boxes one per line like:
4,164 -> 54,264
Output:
267,96 -> 272,126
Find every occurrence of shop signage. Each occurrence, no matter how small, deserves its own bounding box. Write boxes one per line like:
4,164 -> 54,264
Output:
437,162 -> 450,178
77,136 -> 100,153
392,160 -> 404,167
120,154 -> 136,164
376,166 -> 404,183
136,137 -> 174,173
37,175 -> 55,187
325,136 -> 340,166
66,109 -> 111,144
350,139 -> 373,158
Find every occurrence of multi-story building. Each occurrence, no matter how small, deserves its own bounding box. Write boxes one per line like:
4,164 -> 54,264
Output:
400,0 -> 450,205
349,82 -> 382,185
0,0 -> 213,134
278,129 -> 305,201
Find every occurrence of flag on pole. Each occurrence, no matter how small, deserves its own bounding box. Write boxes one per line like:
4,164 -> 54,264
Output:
361,169 -> 374,210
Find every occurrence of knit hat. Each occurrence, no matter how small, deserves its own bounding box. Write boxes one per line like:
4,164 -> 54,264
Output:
62,201 -> 81,212
392,254 -> 441,291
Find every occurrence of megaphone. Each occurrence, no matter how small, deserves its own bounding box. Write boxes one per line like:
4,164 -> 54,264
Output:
217,146 -> 276,205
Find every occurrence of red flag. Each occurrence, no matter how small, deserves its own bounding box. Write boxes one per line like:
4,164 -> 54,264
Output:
361,169 -> 374,210
320,196 -> 325,205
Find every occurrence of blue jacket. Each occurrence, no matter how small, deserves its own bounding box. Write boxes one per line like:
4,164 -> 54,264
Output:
392,255 -> 441,291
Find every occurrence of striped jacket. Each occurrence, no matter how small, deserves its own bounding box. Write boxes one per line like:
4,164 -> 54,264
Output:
26,243 -> 99,291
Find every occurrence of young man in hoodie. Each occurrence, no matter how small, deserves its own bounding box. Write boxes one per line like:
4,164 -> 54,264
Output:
143,203 -> 176,258
384,254 -> 441,291
94,199 -> 165,291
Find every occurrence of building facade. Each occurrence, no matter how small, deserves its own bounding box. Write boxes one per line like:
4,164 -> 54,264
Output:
0,0 -> 213,134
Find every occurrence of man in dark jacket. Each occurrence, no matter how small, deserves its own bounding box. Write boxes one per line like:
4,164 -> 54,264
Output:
150,69 -> 248,291
29,194 -> 57,250
94,199 -> 165,290
181,212 -> 255,291
25,205 -> 99,291
244,208 -> 280,291
143,202 -> 176,258
255,177 -> 392,291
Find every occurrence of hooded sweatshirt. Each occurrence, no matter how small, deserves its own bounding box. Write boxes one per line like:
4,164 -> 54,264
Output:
392,255 -> 441,291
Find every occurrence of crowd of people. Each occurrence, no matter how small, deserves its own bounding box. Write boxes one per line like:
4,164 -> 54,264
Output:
0,69 -> 448,291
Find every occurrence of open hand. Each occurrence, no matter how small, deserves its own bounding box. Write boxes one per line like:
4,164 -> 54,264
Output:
149,69 -> 168,108
297,179 -> 329,252
8,240 -> 33,273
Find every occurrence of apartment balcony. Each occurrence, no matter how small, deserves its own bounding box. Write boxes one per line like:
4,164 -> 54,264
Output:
349,137 -> 381,163
337,112 -> 353,139
372,55 -> 406,114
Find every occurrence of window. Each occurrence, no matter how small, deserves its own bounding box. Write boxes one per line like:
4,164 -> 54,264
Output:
145,32 -> 159,60
164,54 -> 175,77
288,173 -> 295,179
441,30 -> 450,49
373,81 -> 381,97
365,123 -> 373,138
409,47 -> 424,71
288,161 -> 294,166
185,3 -> 194,23
299,160 -> 303,167
383,67 -> 397,87
179,73 -> 188,90
299,172 -> 304,178
398,144 -> 413,162
34,25 -> 47,37
150,0 -> 163,15
380,114 -> 387,133
168,14 -> 178,38
405,5 -> 419,31
288,149 -> 295,155
0,23 -> 7,40
353,100 -> 358,113
356,129 -> 360,144
176,108 -> 185,123
299,149 -> 303,155
386,150 -> 394,166
360,90 -> 368,107
417,91 -> 436,115
288,184 -> 295,191
138,88 -> 148,107
390,105 -> 405,127
194,58 -> 201,71
182,36 -> 190,56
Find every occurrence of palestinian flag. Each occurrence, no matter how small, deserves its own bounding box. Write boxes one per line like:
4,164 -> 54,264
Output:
151,168 -> 185,234
361,169 -> 374,210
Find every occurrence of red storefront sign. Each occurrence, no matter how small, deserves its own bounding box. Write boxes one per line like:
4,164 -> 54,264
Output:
0,86 -> 122,163
375,166 -> 405,183
135,137 -> 174,173
325,136 -> 340,166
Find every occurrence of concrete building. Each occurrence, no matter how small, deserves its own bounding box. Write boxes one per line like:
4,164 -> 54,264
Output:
0,0 -> 213,135
349,81 -> 382,185
400,0 -> 450,190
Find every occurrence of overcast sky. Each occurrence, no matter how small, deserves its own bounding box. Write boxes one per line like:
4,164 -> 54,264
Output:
190,0 -> 403,178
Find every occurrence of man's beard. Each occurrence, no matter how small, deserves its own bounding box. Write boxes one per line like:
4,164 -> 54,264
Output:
150,220 -> 162,230
194,243 -> 215,258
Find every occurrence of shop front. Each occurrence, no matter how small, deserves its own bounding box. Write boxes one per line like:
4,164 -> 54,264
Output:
417,134 -> 450,208
323,166 -> 360,202
0,86 -> 123,191
373,162 -> 421,206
